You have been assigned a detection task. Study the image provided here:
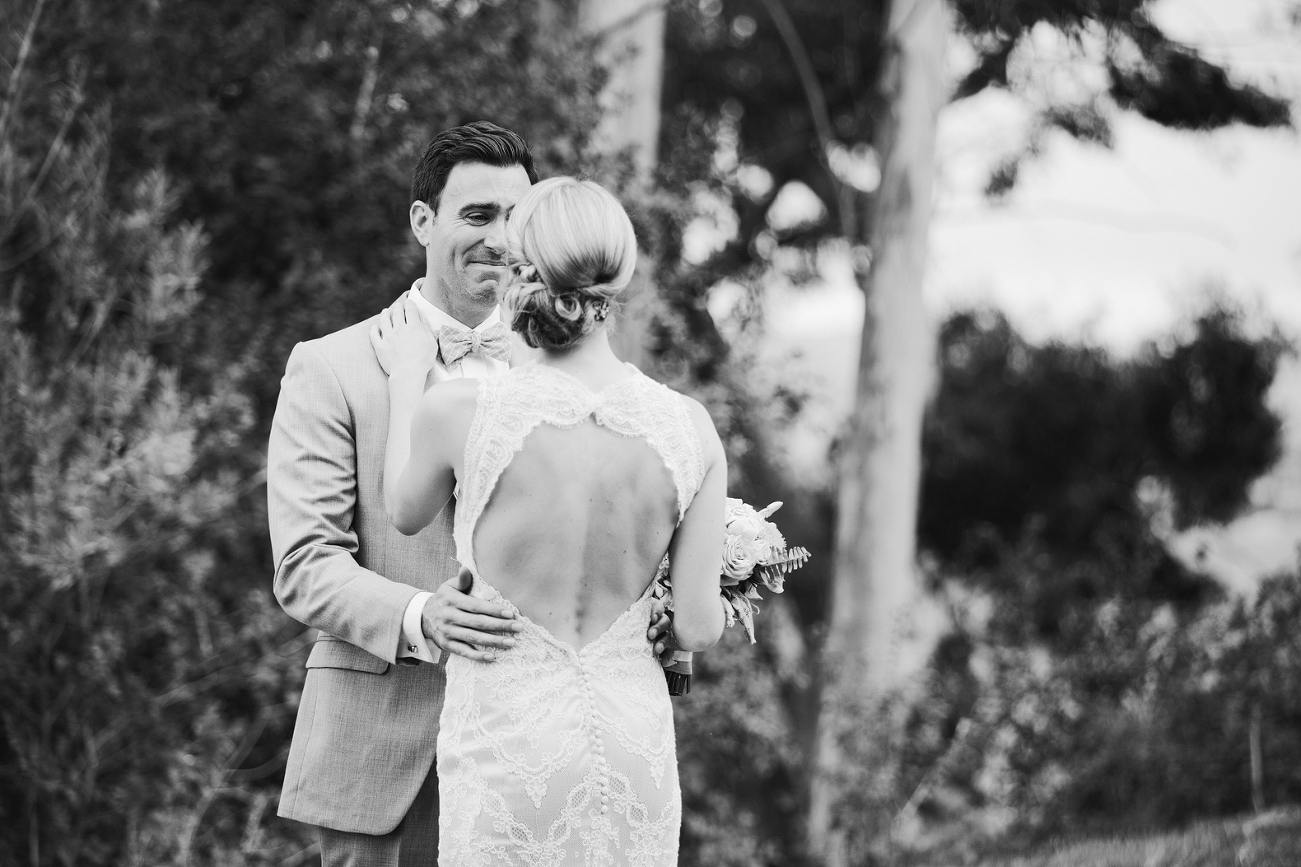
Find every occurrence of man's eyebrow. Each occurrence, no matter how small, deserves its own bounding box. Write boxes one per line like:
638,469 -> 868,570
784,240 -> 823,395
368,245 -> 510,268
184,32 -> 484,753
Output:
458,201 -> 502,216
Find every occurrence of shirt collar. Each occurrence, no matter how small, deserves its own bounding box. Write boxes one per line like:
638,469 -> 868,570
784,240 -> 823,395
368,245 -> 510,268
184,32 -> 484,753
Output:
409,279 -> 501,333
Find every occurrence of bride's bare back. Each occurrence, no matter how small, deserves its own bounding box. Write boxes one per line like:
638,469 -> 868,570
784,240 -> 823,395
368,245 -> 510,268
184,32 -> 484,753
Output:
388,359 -> 727,656
472,418 -> 678,649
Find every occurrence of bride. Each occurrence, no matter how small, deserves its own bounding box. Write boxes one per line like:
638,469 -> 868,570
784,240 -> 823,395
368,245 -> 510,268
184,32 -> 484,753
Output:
374,176 -> 727,866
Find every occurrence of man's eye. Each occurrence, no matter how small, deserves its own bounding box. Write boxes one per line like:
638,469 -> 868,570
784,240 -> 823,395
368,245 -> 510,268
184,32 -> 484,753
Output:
465,213 -> 489,225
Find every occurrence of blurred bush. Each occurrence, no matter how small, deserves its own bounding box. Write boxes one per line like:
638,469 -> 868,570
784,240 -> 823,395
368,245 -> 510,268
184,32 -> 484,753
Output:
892,309 -> 1294,860
0,104 -> 309,865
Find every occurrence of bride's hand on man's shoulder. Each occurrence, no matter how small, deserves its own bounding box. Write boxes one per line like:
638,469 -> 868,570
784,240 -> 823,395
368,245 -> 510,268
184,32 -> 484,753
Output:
370,290 -> 440,378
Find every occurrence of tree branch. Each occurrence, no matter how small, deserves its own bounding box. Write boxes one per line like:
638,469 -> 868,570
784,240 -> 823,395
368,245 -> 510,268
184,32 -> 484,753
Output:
0,0 -> 48,145
349,41 -> 381,154
591,1 -> 669,43
756,0 -> 856,238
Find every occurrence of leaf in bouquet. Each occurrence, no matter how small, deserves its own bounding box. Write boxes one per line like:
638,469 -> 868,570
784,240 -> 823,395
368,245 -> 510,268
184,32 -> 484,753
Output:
758,567 -> 786,593
652,555 -> 673,608
732,595 -> 757,644
743,582 -> 764,601
757,501 -> 783,518
719,588 -> 738,628
756,546 -> 810,591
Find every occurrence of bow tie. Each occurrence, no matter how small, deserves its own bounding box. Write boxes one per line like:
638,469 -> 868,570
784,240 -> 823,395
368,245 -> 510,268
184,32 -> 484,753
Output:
437,323 -> 511,366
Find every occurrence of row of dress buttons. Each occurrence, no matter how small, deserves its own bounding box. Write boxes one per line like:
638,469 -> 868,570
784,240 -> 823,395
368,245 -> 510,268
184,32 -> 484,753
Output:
595,731 -> 610,814
581,667 -> 612,815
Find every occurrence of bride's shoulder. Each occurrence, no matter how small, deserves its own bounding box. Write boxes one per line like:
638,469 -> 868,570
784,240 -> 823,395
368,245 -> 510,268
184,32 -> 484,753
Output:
680,394 -> 720,442
647,381 -> 722,460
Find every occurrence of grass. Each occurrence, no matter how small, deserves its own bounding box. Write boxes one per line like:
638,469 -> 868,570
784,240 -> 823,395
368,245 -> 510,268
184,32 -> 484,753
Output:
973,807 -> 1301,867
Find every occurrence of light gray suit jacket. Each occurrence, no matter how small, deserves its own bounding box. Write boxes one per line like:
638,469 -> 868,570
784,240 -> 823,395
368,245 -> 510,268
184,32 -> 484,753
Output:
268,316 -> 457,834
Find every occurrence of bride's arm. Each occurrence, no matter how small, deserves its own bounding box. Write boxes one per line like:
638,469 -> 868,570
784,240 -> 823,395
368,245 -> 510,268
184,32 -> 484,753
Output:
383,380 -> 472,535
666,399 -> 728,652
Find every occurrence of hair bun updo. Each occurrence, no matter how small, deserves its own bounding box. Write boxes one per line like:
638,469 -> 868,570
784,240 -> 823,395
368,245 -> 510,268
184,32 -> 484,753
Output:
503,177 -> 637,351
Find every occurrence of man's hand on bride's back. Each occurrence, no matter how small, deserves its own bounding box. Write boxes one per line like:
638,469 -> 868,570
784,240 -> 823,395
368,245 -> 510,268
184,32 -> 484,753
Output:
423,567 -> 522,662
370,291 -> 440,378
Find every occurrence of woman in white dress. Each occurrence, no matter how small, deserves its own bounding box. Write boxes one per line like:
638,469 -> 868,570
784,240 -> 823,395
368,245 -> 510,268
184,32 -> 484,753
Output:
375,177 -> 727,866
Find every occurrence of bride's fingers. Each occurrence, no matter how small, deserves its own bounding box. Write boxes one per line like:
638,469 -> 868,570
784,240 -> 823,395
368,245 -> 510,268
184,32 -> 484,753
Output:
647,611 -> 671,641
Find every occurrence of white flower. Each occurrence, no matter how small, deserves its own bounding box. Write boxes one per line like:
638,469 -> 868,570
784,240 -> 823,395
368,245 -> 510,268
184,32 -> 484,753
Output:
721,534 -> 759,585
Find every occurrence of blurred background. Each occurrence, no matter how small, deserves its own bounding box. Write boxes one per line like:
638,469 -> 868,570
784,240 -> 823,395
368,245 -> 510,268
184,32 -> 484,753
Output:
2,0 -> 1299,865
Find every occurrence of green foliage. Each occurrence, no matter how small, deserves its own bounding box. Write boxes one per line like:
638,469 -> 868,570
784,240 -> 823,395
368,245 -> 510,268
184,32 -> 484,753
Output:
0,128 -> 307,867
919,307 -> 1284,620
973,811 -> 1287,867
674,628 -> 807,867
885,309 -> 1295,857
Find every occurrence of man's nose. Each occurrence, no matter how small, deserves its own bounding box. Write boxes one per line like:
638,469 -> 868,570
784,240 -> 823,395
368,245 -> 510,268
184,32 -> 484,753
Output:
483,217 -> 508,253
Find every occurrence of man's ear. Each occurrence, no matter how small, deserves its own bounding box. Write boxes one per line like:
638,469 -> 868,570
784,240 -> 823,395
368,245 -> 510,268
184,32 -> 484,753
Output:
410,200 -> 435,245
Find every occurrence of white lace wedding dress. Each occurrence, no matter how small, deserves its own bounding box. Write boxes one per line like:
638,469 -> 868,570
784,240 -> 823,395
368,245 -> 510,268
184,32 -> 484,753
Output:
437,362 -> 704,867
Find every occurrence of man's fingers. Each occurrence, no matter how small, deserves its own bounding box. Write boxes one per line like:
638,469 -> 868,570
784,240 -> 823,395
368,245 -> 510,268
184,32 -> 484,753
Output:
444,611 -> 523,634
441,625 -> 516,649
442,639 -> 498,663
435,592 -> 514,620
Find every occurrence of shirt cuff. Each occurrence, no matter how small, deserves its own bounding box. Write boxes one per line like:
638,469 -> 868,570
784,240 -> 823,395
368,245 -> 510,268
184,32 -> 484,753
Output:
397,591 -> 440,664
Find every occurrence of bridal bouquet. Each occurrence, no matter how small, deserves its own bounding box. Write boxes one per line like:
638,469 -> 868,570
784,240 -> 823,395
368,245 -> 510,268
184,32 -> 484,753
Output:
653,498 -> 810,695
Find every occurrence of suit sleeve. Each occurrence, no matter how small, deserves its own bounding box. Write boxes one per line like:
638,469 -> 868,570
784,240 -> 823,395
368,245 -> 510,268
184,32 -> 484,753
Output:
268,341 -> 417,663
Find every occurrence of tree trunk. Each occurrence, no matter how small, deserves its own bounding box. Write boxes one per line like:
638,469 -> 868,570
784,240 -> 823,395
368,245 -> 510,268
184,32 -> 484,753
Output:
806,0 -> 949,863
1250,700 -> 1265,814
577,0 -> 666,368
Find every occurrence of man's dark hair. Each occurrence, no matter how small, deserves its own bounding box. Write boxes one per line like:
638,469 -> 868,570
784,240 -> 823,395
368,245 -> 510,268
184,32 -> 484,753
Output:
410,121 -> 538,210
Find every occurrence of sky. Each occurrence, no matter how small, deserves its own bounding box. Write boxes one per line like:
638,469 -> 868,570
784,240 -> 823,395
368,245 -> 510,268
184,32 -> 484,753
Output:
761,0 -> 1301,592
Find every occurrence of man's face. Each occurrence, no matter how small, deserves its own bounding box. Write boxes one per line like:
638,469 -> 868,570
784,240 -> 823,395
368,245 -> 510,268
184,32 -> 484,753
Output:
412,161 -> 533,318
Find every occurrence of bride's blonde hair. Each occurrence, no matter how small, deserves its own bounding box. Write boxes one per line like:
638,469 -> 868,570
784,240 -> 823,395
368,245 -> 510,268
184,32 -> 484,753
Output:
503,177 -> 637,351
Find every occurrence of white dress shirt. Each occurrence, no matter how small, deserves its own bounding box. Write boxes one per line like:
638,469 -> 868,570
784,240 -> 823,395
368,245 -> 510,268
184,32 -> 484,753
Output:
397,280 -> 511,664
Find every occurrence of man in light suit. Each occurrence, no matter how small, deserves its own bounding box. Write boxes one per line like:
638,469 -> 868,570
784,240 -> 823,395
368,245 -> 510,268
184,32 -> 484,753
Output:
268,122 -> 671,865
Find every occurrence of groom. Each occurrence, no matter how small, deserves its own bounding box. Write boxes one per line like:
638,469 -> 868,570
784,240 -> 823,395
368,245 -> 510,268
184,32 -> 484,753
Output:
267,122 -> 670,865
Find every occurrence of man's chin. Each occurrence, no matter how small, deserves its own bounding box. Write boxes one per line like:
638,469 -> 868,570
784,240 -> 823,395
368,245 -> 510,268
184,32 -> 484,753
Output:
466,267 -> 507,294
466,276 -> 504,303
